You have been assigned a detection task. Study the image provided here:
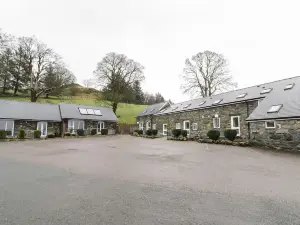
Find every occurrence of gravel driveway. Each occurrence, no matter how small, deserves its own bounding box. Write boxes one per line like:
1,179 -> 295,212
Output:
1,136 -> 300,225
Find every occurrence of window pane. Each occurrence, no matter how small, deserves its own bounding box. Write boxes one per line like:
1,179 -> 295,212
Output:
185,122 -> 190,129
94,109 -> 102,115
78,121 -> 84,129
266,121 -> 275,128
79,108 -> 88,114
86,109 -> 94,114
233,117 -> 239,127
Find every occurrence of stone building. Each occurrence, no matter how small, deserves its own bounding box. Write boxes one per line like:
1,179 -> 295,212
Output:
137,76 -> 300,150
0,100 -> 118,138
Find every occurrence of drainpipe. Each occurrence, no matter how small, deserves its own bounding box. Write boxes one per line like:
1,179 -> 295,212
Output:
246,102 -> 250,139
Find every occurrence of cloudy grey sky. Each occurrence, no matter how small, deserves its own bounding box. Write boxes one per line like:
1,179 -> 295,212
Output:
1,0 -> 299,103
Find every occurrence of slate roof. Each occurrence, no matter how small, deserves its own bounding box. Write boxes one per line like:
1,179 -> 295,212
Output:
0,100 -> 61,121
137,101 -> 170,117
59,103 -> 118,122
155,76 -> 300,120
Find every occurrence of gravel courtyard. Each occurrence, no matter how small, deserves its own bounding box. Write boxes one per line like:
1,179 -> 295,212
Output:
1,136 -> 300,225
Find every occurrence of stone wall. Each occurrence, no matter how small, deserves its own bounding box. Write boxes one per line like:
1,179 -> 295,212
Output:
152,100 -> 259,138
249,120 -> 300,151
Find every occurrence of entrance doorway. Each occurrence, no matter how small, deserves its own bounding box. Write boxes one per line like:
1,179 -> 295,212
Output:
97,121 -> 105,133
37,122 -> 47,137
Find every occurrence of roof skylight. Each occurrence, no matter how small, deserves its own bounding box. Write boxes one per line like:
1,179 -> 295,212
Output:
150,109 -> 154,112
198,101 -> 206,106
171,106 -> 178,110
267,104 -> 282,113
284,83 -> 294,90
260,88 -> 272,94
160,109 -> 166,113
79,108 -> 88,115
94,109 -> 102,115
237,93 -> 247,99
212,99 -> 223,105
79,108 -> 102,116
86,109 -> 95,114
183,103 -> 191,109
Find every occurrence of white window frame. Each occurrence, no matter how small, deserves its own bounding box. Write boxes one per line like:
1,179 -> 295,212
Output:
231,116 -> 241,136
183,120 -> 190,136
146,121 -> 151,130
267,104 -> 282,113
152,124 -> 156,130
0,120 -> 14,136
192,123 -> 198,131
97,121 -> 105,133
79,108 -> 88,115
213,117 -> 220,129
139,121 -> 144,130
175,123 -> 181,129
163,124 -> 168,136
93,109 -> 102,115
68,119 -> 85,134
37,122 -> 48,137
265,121 -> 276,129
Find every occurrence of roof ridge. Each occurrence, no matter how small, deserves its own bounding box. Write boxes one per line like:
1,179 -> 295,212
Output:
0,99 -> 56,106
59,102 -> 111,109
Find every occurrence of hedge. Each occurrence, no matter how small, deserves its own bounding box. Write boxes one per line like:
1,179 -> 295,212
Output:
146,129 -> 152,136
0,130 -> 7,139
207,130 -> 220,141
101,129 -> 108,135
172,129 -> 182,137
152,129 -> 158,136
77,129 -> 85,136
19,129 -> 25,139
224,129 -> 238,141
34,130 -> 41,139
91,129 -> 97,135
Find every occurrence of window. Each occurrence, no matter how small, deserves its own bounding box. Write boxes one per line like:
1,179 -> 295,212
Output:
260,88 -> 272,94
198,101 -> 206,106
265,121 -> 276,128
183,103 -> 191,109
0,120 -> 14,136
213,117 -> 220,128
163,124 -> 168,136
152,124 -> 156,130
150,109 -> 154,112
139,122 -> 144,130
183,120 -> 190,136
86,109 -> 95,115
146,121 -> 151,130
68,119 -> 85,133
79,108 -> 88,115
267,104 -> 282,113
213,99 -> 223,105
284,83 -> 294,90
231,116 -> 240,136
37,122 -> 47,137
172,106 -> 178,111
94,109 -> 102,115
192,123 -> 198,130
237,93 -> 247,99
175,123 -> 181,129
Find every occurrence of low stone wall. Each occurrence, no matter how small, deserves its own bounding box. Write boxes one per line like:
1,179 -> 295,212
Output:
250,120 -> 300,151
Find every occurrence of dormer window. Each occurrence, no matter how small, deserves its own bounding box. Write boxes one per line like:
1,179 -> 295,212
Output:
172,106 -> 178,111
237,93 -> 247,99
260,88 -> 272,94
213,99 -> 223,105
183,103 -> 191,109
267,104 -> 282,113
284,83 -> 294,90
198,101 -> 206,106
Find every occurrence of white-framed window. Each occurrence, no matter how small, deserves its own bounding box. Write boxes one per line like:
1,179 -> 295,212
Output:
183,120 -> 190,136
0,120 -> 14,136
213,117 -> 220,128
139,121 -> 144,130
175,123 -> 181,129
68,119 -> 85,133
93,109 -> 102,115
231,116 -> 241,136
192,123 -> 198,130
37,122 -> 48,137
163,124 -> 168,136
268,104 -> 282,113
265,121 -> 276,129
86,109 -> 95,115
146,121 -> 151,130
284,83 -> 294,90
152,124 -> 156,130
79,108 -> 88,115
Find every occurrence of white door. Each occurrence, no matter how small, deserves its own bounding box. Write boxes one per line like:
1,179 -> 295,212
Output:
163,124 -> 168,136
97,122 -> 105,133
183,120 -> 190,136
37,122 -> 47,137
231,116 -> 241,136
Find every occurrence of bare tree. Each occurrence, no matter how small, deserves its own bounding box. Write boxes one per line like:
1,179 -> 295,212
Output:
83,78 -> 93,88
181,51 -> 237,97
94,52 -> 145,113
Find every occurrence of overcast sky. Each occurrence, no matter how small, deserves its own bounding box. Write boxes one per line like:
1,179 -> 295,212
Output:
1,0 -> 299,103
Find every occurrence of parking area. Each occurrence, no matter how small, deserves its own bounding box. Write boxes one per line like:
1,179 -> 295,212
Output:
1,136 -> 300,225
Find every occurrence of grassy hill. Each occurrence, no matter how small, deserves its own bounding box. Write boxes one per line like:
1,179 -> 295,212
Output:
0,84 -> 146,124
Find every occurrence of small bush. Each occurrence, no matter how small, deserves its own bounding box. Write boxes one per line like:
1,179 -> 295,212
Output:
172,129 -> 182,138
152,129 -> 158,136
19,129 -> 25,139
0,130 -> 7,139
47,134 -> 55,138
101,129 -> 108,135
133,132 -> 140,137
146,129 -> 152,136
134,129 -> 143,135
91,129 -> 97,135
224,129 -> 238,141
34,130 -> 41,139
181,130 -> 188,137
64,132 -> 71,136
77,129 -> 85,136
207,130 -> 220,141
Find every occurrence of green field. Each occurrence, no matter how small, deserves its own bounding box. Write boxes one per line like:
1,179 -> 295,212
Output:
0,96 -> 146,124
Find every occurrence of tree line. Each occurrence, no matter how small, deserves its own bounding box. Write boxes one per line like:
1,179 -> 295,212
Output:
0,29 -> 76,101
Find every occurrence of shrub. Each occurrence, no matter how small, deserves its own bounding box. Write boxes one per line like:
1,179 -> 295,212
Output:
77,129 -> 85,136
64,132 -> 71,136
224,129 -> 238,141
207,130 -> 220,141
34,130 -> 41,139
146,129 -> 152,136
134,129 -> 143,135
47,134 -> 55,138
91,129 -> 97,135
152,129 -> 158,136
54,131 -> 60,137
181,130 -> 188,137
133,132 -> 140,137
19,129 -> 25,139
172,129 -> 182,138
0,130 -> 7,139
101,129 -> 108,135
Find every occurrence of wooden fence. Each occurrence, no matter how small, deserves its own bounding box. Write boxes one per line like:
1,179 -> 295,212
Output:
117,124 -> 137,134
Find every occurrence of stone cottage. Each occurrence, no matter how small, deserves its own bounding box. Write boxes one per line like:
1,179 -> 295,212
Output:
59,103 -> 118,135
137,76 -> 300,150
136,101 -> 171,135
0,100 -> 62,138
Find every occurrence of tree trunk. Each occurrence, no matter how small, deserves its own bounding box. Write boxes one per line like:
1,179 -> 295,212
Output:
112,101 -> 118,114
30,89 -> 38,102
2,77 -> 6,94
13,79 -> 20,96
